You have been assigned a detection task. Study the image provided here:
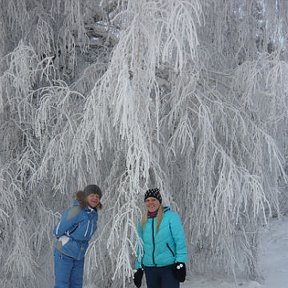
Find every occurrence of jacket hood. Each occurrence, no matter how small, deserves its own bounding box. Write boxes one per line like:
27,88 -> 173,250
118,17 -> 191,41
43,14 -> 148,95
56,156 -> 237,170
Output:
72,200 -> 80,207
163,206 -> 170,213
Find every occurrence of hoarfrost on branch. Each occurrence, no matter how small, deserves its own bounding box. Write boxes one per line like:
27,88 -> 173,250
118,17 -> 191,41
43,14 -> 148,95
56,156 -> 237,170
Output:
0,0 -> 287,287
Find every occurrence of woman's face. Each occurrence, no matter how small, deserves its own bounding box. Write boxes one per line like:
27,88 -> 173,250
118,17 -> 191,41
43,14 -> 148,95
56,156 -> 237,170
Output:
145,197 -> 161,213
87,193 -> 100,208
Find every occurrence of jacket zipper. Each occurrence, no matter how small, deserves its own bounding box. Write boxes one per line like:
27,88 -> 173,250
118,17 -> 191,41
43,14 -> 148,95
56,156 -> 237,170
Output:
67,223 -> 79,236
166,243 -> 175,257
152,218 -> 156,265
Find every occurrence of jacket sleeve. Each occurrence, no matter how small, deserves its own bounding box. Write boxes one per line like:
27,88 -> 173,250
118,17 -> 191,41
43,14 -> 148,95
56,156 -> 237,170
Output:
53,206 -> 81,237
170,212 -> 188,263
135,223 -> 143,269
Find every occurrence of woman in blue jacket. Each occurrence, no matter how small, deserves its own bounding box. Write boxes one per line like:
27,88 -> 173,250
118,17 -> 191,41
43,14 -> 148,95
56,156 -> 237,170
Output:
133,188 -> 188,288
53,184 -> 103,288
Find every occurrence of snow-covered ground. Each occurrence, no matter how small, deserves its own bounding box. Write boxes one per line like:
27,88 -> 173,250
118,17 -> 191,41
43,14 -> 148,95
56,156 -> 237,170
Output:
182,216 -> 288,288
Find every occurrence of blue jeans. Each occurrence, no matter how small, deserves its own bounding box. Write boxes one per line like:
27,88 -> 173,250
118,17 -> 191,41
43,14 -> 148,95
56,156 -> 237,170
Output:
144,265 -> 179,288
54,249 -> 85,288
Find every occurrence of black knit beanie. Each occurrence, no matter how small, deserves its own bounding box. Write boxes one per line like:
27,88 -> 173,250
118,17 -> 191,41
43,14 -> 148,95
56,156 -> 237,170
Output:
144,188 -> 162,203
83,184 -> 102,198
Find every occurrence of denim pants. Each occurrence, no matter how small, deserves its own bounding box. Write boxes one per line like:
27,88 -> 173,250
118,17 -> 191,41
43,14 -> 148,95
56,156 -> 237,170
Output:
54,249 -> 85,288
144,265 -> 179,288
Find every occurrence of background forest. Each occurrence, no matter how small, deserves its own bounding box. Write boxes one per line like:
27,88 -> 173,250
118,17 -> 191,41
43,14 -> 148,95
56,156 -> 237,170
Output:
0,0 -> 288,287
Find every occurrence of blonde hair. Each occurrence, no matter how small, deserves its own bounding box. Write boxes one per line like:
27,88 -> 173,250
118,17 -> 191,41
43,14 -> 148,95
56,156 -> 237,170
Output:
141,205 -> 164,233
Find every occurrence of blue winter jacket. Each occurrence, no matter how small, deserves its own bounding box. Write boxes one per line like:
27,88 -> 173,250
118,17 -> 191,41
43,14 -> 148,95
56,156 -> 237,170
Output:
135,207 -> 188,269
53,201 -> 98,260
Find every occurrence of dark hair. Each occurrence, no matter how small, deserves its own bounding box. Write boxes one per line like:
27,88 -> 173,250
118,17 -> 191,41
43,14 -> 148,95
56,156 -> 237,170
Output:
75,191 -> 103,210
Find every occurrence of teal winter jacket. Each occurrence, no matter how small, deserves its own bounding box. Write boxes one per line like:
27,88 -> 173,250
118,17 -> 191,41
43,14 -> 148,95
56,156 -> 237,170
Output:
53,201 -> 98,260
135,207 -> 187,269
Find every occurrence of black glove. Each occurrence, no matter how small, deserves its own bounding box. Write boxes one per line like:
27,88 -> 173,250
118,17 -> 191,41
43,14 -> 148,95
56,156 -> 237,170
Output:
174,262 -> 186,282
133,268 -> 144,288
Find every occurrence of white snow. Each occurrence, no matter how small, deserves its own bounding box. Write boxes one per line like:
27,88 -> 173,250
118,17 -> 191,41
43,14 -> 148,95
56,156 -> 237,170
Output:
182,216 -> 288,288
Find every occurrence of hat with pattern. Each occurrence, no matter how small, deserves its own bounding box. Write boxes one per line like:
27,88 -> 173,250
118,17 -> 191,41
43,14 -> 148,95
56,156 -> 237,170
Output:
144,188 -> 162,203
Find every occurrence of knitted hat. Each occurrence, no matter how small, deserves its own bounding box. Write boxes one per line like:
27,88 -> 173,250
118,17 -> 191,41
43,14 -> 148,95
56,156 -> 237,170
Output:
83,184 -> 102,198
144,188 -> 162,203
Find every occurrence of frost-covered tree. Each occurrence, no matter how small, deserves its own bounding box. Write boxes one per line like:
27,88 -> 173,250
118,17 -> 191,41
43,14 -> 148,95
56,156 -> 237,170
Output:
0,0 -> 288,287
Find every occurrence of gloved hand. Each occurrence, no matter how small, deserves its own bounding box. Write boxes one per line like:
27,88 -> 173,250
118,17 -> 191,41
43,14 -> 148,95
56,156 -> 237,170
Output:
174,262 -> 186,282
133,268 -> 144,288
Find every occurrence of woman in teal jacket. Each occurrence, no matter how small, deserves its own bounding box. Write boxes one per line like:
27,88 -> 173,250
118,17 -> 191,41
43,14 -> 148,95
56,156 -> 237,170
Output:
53,184 -> 103,288
133,188 -> 188,288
